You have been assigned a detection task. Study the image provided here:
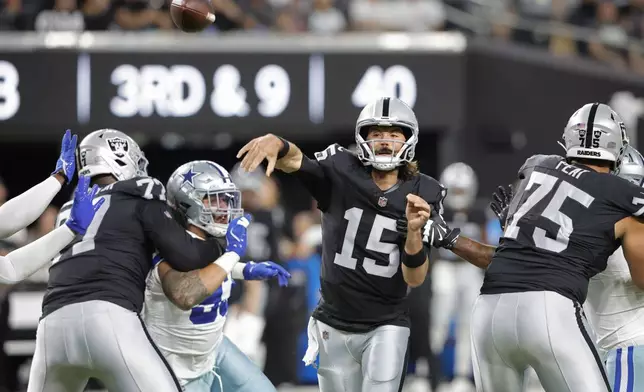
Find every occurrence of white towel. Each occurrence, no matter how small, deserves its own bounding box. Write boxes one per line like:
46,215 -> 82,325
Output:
302,316 -> 320,368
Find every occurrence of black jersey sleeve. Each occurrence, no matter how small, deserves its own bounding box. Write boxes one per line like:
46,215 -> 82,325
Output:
608,175 -> 644,218
137,200 -> 224,272
417,173 -> 447,218
292,143 -> 348,212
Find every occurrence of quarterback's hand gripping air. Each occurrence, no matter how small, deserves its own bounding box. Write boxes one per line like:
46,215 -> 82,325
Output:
52,129 -> 78,184
243,261 -> 291,287
225,214 -> 252,257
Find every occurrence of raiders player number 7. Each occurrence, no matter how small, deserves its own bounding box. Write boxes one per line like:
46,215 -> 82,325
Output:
53,177 -> 166,264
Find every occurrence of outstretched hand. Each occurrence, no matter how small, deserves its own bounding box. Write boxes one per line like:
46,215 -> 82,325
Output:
236,134 -> 284,177
490,184 -> 513,231
65,176 -> 105,235
243,261 -> 291,287
53,129 -> 78,184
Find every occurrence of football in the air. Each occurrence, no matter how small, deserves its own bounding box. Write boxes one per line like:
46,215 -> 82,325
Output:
170,0 -> 216,33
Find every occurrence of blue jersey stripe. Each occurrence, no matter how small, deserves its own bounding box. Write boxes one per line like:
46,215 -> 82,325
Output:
615,348 -> 623,392
627,346 -> 635,392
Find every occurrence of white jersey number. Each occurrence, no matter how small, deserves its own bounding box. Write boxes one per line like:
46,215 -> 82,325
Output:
334,207 -> 400,278
504,172 -> 594,253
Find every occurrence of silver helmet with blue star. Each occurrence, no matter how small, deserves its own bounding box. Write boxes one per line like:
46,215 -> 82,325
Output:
617,145 -> 644,186
166,160 -> 243,237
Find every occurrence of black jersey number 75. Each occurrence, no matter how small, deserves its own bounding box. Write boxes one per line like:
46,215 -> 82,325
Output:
503,171 -> 595,253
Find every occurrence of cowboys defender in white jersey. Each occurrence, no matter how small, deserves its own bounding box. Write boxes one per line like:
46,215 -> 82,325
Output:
415,103 -> 644,392
29,130 -> 225,392
585,145 -> 644,392
238,97 -> 445,392
143,160 -> 290,392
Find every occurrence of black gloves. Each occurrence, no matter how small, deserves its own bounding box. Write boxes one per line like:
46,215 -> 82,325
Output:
397,214 -> 461,250
490,184 -> 513,231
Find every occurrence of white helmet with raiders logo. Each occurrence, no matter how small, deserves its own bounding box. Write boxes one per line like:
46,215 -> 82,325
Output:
167,160 -> 243,237
561,103 -> 629,172
617,145 -> 644,186
355,97 -> 419,171
440,162 -> 478,211
77,129 -> 149,181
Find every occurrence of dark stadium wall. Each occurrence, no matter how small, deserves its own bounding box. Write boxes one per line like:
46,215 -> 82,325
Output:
0,131 -> 439,218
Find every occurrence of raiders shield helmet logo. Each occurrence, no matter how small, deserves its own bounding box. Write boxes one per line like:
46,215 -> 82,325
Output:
107,137 -> 129,158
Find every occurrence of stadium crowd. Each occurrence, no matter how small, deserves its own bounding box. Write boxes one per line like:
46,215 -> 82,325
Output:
1,0 -> 644,72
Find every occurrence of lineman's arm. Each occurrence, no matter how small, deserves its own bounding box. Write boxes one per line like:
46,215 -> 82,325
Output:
139,201 -> 225,272
616,217 -> 644,289
0,224 -> 75,283
0,175 -> 64,239
450,236 -> 496,269
157,252 -> 241,310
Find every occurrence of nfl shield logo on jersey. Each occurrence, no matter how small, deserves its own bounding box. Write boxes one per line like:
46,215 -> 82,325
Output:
107,137 -> 129,158
378,196 -> 388,207
322,331 -> 329,340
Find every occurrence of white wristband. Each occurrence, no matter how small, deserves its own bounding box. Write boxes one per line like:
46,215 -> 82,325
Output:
214,252 -> 240,274
232,262 -> 247,280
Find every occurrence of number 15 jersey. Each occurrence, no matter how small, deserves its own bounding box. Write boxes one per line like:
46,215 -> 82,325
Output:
482,154 -> 644,304
293,144 -> 445,333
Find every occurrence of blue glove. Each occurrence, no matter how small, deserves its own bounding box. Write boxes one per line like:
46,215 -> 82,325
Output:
243,261 -> 291,287
225,214 -> 252,257
66,176 -> 105,235
52,129 -> 78,184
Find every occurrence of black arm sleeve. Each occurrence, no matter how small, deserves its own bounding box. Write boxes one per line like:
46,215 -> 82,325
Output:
292,155 -> 332,211
138,200 -> 224,272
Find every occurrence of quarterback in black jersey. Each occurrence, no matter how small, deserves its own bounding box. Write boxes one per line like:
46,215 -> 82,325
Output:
27,130 -> 223,392
238,97 -> 445,392
424,103 -> 644,392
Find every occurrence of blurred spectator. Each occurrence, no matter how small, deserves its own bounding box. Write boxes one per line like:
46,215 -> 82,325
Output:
308,0 -> 346,34
0,0 -> 24,30
34,0 -> 84,31
349,0 -> 445,31
113,0 -> 173,30
82,0 -> 114,30
588,1 -> 630,69
275,4 -> 306,31
625,0 -> 644,73
567,0 -> 597,56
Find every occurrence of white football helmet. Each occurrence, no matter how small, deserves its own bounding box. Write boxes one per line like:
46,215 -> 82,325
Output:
77,129 -> 149,181
440,162 -> 478,211
561,103 -> 629,172
166,160 -> 243,237
617,145 -> 644,186
355,97 -> 419,172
